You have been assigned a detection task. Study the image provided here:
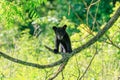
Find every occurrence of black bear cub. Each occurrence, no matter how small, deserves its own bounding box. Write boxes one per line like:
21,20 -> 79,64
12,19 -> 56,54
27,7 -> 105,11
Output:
53,25 -> 72,53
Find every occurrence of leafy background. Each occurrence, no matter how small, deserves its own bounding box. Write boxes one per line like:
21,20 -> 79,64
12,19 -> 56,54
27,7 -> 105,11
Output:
0,0 -> 120,80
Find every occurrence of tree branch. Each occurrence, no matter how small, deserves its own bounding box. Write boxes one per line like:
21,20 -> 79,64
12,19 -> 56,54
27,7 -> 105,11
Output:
0,51 -> 65,68
48,62 -> 67,80
105,34 -> 120,49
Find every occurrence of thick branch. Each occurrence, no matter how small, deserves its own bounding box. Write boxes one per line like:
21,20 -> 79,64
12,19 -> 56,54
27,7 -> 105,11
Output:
0,51 -> 65,68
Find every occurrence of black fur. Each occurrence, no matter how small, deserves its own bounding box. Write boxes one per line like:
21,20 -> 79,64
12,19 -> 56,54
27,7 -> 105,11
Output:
53,25 -> 72,53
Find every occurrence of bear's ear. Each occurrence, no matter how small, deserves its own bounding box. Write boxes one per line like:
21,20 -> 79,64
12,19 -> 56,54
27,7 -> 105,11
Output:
53,26 -> 57,31
63,25 -> 67,30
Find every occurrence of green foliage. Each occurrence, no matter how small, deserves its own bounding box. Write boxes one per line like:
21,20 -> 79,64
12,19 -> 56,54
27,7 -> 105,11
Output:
0,0 -> 47,29
42,0 -> 113,31
0,0 -> 120,80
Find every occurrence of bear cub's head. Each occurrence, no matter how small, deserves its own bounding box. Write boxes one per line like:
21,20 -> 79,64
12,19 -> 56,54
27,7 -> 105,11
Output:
53,25 -> 67,40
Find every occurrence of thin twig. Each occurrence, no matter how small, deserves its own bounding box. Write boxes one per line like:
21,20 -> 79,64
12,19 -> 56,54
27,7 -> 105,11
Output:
75,56 -> 81,80
105,34 -> 120,49
92,1 -> 100,31
82,0 -> 100,28
61,71 -> 64,80
79,47 -> 98,80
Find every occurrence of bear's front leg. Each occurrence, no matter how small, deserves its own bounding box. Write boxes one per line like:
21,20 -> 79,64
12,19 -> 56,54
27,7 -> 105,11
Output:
54,38 -> 60,54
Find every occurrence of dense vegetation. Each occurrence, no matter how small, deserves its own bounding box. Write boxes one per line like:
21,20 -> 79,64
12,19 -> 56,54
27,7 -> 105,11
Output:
0,0 -> 120,80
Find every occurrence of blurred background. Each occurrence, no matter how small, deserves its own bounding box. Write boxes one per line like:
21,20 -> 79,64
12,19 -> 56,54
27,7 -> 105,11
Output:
0,0 -> 120,80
